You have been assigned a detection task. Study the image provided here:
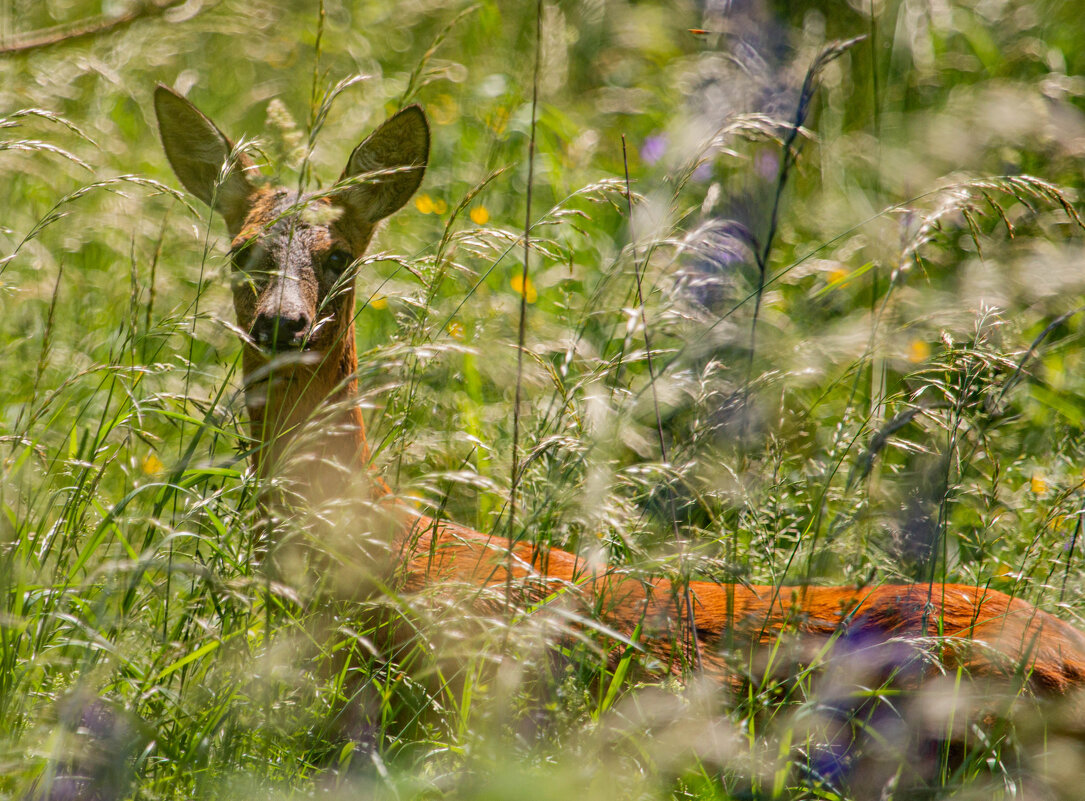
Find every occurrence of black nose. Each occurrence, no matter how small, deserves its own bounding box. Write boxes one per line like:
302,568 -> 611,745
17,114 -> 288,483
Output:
251,310 -> 311,349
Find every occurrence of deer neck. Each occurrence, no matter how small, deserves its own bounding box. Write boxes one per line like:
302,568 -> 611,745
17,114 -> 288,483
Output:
242,308 -> 373,491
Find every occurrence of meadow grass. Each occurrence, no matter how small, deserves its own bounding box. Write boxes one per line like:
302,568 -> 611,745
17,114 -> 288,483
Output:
3,0 -> 1085,798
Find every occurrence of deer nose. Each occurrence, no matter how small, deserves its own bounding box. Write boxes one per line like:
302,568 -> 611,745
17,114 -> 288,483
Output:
251,310 -> 311,349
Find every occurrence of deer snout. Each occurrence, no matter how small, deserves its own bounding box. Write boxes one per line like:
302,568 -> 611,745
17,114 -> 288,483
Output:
251,295 -> 313,350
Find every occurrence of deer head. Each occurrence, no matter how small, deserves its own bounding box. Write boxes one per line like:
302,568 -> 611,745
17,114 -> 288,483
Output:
154,85 -> 429,480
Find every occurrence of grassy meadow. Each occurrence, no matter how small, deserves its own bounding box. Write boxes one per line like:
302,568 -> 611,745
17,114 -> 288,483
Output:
4,0 -> 1085,797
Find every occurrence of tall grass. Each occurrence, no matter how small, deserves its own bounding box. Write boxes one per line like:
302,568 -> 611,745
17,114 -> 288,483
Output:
3,0 -> 1085,798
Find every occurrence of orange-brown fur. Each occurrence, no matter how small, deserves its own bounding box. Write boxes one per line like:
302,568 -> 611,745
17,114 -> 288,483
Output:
230,187 -> 371,477
155,86 -> 1085,701
396,513 -> 1085,692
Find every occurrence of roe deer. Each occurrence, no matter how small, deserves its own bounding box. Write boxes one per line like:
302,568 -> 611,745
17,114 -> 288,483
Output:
153,84 -> 1085,703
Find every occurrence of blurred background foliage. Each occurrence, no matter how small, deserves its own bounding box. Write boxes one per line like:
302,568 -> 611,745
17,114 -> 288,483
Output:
3,0 -> 1085,798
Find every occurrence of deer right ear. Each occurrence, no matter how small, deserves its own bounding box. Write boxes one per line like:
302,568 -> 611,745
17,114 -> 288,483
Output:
335,105 -> 429,227
154,84 -> 256,235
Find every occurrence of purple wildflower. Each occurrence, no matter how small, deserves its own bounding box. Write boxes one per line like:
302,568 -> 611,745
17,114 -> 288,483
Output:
641,133 -> 667,165
756,149 -> 779,180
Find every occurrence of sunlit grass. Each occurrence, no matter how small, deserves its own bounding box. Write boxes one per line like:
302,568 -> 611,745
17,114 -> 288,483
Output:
3,0 -> 1085,799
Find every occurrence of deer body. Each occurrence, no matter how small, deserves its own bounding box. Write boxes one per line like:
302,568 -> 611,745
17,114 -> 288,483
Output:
154,85 -> 1085,699
401,516 -> 1085,691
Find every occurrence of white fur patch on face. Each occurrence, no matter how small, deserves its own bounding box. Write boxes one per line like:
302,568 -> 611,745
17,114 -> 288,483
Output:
300,202 -> 343,226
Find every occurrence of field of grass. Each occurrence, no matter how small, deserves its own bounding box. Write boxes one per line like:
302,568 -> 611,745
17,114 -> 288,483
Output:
4,0 -> 1085,798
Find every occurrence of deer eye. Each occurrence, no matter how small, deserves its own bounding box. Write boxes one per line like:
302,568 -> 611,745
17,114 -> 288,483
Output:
325,249 -> 353,275
230,241 -> 263,272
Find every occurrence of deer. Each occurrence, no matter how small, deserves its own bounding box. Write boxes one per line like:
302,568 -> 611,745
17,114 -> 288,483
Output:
153,84 -> 1085,719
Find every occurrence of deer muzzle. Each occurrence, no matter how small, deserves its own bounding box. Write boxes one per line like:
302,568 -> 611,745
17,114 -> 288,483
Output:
250,281 -> 313,350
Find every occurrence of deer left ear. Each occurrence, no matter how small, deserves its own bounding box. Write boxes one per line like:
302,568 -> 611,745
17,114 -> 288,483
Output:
335,105 -> 429,228
154,84 -> 257,236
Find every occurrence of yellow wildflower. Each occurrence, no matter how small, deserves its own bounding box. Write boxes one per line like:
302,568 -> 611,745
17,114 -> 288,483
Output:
907,339 -> 930,363
511,274 -> 537,303
448,320 -> 465,340
430,93 -> 459,125
1030,474 -> 1048,495
470,205 -> 490,225
487,106 -> 509,136
141,453 -> 164,476
414,194 -> 435,214
370,295 -> 388,310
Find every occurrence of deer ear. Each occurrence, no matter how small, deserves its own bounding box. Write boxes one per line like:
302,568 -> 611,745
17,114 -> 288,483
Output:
335,105 -> 429,227
154,84 -> 256,235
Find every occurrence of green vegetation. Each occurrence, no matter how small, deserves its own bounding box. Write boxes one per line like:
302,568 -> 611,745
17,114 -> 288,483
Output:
3,0 -> 1085,797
